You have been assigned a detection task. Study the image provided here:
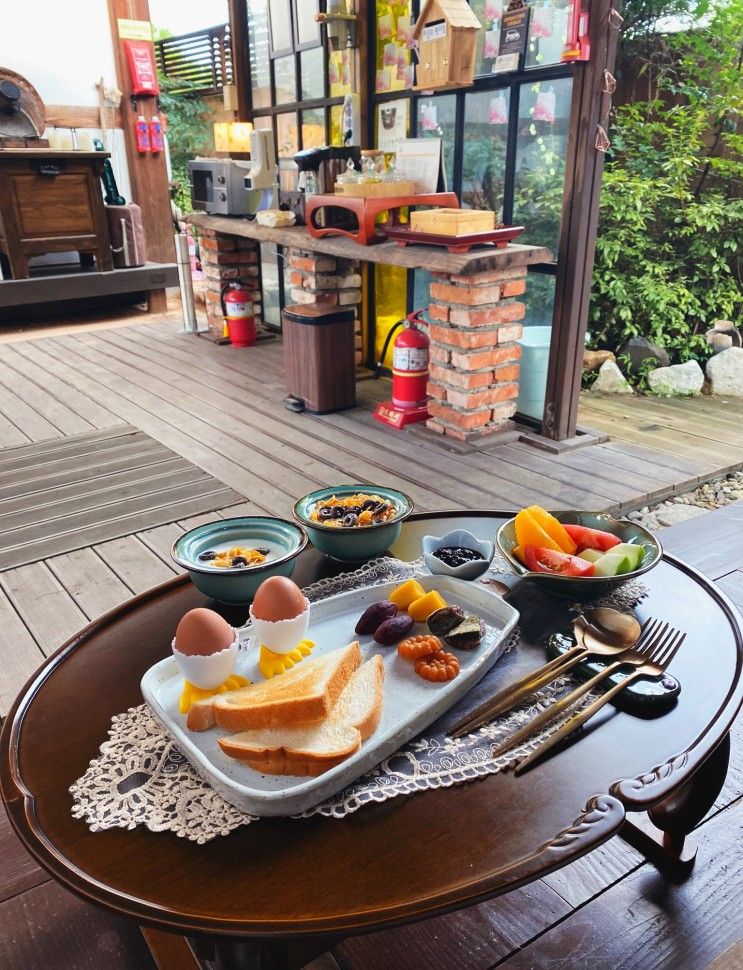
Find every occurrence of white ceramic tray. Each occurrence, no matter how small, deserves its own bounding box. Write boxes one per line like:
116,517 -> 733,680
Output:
141,575 -> 518,817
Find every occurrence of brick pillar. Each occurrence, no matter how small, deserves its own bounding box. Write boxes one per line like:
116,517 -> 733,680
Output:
199,228 -> 261,341
287,248 -> 364,367
425,267 -> 527,441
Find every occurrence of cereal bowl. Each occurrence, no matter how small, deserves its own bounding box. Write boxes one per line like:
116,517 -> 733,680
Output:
171,517 -> 308,604
293,485 -> 413,562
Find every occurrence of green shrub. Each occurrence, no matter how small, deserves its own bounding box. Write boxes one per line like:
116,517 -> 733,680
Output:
588,0 -> 743,365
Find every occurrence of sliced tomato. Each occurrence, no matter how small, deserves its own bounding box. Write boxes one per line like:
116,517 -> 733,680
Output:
524,545 -> 595,577
563,524 -> 621,553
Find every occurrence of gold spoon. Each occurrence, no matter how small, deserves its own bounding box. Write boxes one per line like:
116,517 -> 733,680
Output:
449,607 -> 642,737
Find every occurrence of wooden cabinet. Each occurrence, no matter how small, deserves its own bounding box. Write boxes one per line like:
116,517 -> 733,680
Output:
0,150 -> 113,279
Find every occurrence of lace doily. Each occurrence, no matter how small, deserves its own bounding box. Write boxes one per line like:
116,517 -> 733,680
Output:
70,556 -> 641,844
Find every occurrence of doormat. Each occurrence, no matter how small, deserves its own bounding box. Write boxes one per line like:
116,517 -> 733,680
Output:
0,425 -> 243,570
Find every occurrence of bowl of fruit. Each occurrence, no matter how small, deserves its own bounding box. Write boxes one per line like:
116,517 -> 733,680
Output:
496,506 -> 662,598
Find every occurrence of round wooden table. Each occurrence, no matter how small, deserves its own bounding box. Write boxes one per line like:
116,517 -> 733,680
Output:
2,513 -> 742,969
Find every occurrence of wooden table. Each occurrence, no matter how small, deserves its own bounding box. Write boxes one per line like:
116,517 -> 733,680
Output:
0,150 -> 113,278
1,512 -> 741,970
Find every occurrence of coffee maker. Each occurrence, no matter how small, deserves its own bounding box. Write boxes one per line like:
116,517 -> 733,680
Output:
282,146 -> 361,225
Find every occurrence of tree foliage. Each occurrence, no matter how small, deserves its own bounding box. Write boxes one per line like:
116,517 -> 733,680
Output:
157,77 -> 212,212
588,0 -> 743,364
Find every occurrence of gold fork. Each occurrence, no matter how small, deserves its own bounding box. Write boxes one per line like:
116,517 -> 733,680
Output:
491,619 -> 685,765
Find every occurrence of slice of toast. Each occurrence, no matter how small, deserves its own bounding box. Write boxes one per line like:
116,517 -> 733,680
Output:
186,641 -> 361,732
218,654 -> 385,776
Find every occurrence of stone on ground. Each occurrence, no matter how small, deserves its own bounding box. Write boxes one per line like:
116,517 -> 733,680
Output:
706,347 -> 743,397
655,504 -> 709,527
592,360 -> 633,394
647,360 -> 704,397
583,349 -> 616,372
617,336 -> 670,373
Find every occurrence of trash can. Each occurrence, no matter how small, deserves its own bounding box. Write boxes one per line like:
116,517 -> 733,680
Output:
282,304 -> 357,413
516,326 -> 552,419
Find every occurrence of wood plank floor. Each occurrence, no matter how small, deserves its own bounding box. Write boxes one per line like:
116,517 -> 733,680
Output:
0,321 -> 741,969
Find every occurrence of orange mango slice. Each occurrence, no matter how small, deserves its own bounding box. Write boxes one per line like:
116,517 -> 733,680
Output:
408,590 -> 448,623
514,509 -> 562,554
511,544 -> 525,564
390,578 -> 427,610
525,505 -> 577,555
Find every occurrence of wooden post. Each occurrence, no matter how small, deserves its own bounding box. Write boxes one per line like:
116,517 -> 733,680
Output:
541,0 -> 622,440
107,0 -> 175,264
227,0 -> 253,121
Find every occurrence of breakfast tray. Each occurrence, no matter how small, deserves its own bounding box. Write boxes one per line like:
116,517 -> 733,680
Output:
384,224 -> 526,253
141,574 -> 518,816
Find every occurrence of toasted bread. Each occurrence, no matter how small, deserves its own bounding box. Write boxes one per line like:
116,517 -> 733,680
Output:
218,654 -> 385,776
186,641 -> 361,732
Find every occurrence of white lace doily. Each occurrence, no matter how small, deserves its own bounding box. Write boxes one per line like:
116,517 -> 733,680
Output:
70,556 -> 645,844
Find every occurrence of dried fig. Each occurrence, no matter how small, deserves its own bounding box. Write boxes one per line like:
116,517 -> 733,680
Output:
427,605 -> 466,638
444,614 -> 486,650
373,613 -> 415,646
355,600 -> 399,635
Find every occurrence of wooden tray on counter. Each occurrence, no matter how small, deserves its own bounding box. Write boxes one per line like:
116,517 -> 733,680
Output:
384,223 -> 526,253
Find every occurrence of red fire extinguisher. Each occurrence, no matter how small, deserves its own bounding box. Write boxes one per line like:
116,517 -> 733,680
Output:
220,279 -> 256,348
375,308 -> 429,410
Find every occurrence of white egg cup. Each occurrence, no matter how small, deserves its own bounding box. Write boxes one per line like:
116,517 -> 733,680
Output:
248,601 -> 311,655
171,632 -> 239,689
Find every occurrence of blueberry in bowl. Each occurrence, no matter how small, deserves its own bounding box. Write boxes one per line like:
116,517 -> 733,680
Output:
421,530 -> 494,581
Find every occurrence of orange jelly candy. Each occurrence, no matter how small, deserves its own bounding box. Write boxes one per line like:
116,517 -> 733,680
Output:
414,650 -> 460,682
398,634 -> 442,661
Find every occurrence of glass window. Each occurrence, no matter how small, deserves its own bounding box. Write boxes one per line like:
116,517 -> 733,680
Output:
274,54 -> 297,105
301,47 -> 325,100
296,0 -> 320,46
269,0 -> 293,52
276,112 -> 299,157
375,0 -> 413,93
301,107 -> 325,149
471,0 -> 504,76
248,0 -> 272,110
260,242 -> 282,328
525,0 -> 572,68
415,95 -> 456,191
516,274 -> 556,419
461,88 -> 510,216
512,77 -> 572,252
329,103 -> 344,146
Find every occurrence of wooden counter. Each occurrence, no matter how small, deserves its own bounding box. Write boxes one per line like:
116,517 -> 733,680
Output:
190,213 -> 552,276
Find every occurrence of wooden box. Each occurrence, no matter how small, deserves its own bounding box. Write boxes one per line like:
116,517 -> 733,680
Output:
410,207 -> 495,236
335,180 -> 416,198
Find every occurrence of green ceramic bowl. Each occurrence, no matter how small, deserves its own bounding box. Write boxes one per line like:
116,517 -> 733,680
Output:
293,485 -> 413,562
171,517 -> 308,605
496,510 -> 662,599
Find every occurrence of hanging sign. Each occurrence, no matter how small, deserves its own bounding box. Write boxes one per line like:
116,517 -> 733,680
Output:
493,0 -> 530,74
117,18 -> 153,41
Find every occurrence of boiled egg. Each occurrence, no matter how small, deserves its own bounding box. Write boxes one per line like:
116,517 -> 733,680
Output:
172,608 -> 238,689
249,577 -> 310,654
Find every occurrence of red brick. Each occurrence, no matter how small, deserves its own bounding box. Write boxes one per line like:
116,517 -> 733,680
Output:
497,324 -> 524,343
429,363 -> 493,390
288,255 -> 337,272
449,267 -> 527,285
493,363 -> 520,383
426,418 -> 447,434
427,303 -> 450,322
449,302 -> 526,327
491,401 -> 518,425
425,381 -> 447,400
233,238 -> 258,251
204,265 -> 258,283
211,252 -> 258,266
429,345 -> 451,364
289,271 -> 304,285
430,282 -> 502,306
427,401 -> 492,429
501,278 -> 527,297
289,288 -> 338,306
199,236 -> 235,252
450,345 -> 521,370
446,383 -> 518,409
429,323 -> 504,350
